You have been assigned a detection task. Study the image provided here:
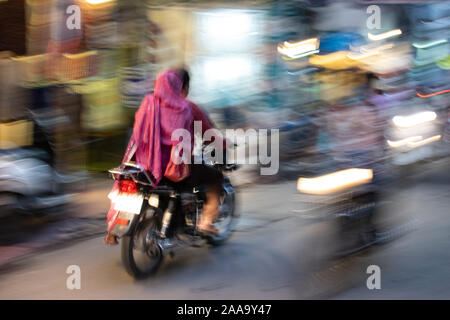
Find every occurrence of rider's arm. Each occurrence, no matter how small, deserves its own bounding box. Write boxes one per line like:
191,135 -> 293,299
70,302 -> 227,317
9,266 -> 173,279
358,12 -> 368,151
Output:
190,102 -> 215,133
190,102 -> 230,149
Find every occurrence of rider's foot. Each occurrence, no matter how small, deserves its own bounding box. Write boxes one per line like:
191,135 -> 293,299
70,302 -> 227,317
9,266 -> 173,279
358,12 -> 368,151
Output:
104,233 -> 118,245
197,223 -> 219,236
176,233 -> 192,242
176,233 -> 205,247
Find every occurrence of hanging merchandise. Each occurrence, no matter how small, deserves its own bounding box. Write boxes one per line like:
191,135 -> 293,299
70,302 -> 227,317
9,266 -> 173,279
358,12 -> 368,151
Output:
297,69 -> 323,105
11,53 -> 49,85
311,2 -> 368,33
51,86 -> 86,173
308,33 -> 366,70
120,65 -> 155,109
118,44 -> 144,68
410,61 -> 448,88
408,3 -> 450,86
309,51 -> 361,70
315,70 -> 367,104
52,51 -> 100,82
96,49 -> 119,78
85,21 -> 119,49
409,2 -> 450,40
70,77 -> 124,133
78,0 -> 117,25
318,33 -> 366,54
0,120 -> 34,150
413,40 -> 449,67
25,0 -> 53,55
436,55 -> 450,70
0,52 -> 30,122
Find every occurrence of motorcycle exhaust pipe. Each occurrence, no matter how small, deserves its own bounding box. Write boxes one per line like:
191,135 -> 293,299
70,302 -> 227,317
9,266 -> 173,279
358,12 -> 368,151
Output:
159,193 -> 177,238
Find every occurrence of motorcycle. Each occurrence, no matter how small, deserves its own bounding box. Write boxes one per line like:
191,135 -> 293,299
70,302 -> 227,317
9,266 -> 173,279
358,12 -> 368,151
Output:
295,159 -> 383,257
107,145 -> 239,278
294,149 -> 418,297
294,155 -> 385,296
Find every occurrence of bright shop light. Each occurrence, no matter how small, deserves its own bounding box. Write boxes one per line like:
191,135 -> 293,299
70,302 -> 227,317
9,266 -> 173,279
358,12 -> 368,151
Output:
392,111 -> 437,128
85,0 -> 113,4
408,135 -> 441,148
368,29 -> 402,41
387,136 -> 423,148
278,38 -> 319,59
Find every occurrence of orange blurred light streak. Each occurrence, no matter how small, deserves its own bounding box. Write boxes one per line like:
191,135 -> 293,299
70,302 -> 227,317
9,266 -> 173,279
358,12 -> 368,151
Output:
417,89 -> 450,98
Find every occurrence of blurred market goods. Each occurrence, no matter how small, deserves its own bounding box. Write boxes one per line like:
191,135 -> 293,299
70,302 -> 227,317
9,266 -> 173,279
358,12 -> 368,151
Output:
0,0 -> 448,176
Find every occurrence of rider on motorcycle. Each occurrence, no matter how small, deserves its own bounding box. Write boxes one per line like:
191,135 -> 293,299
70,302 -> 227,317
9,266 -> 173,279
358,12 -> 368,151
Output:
105,68 -> 225,245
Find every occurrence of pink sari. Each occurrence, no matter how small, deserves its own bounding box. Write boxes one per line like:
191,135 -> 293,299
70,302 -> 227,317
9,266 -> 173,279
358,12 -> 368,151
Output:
106,70 -> 193,232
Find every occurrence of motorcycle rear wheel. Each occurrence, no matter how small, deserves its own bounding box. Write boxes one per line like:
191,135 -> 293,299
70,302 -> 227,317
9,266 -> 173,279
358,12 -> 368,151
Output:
207,180 -> 237,246
121,217 -> 163,279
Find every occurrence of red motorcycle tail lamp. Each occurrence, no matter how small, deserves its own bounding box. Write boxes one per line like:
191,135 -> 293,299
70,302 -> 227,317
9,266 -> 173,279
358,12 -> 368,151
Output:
119,180 -> 137,194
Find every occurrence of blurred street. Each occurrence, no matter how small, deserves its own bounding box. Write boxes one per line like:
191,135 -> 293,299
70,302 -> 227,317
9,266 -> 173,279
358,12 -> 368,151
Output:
0,159 -> 448,299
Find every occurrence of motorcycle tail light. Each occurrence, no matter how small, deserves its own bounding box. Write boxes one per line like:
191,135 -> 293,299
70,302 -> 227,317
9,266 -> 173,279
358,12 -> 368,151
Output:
119,180 -> 137,194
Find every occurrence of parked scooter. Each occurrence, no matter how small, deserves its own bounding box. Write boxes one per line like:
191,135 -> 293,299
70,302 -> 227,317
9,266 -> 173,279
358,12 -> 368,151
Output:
0,107 -> 85,221
0,148 -> 70,219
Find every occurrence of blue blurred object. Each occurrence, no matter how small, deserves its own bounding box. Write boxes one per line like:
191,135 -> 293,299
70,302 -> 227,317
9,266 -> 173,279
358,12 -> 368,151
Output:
317,129 -> 331,154
279,116 -> 318,161
409,64 -> 449,87
279,117 -> 313,132
410,3 -> 450,21
306,0 -> 329,8
318,33 -> 366,54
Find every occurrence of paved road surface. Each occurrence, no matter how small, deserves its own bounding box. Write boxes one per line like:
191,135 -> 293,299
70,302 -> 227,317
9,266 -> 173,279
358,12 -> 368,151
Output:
0,162 -> 449,299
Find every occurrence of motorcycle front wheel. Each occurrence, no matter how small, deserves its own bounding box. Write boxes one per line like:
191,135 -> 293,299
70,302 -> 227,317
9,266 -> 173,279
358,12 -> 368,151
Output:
121,216 -> 163,279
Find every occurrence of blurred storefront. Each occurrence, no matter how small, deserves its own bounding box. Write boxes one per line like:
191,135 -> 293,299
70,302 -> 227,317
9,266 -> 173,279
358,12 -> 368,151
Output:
0,0 -> 272,171
0,0 -> 448,173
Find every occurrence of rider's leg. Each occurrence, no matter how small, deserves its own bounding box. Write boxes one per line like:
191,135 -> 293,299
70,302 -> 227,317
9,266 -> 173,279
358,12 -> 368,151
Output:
189,164 -> 223,234
198,187 -> 221,234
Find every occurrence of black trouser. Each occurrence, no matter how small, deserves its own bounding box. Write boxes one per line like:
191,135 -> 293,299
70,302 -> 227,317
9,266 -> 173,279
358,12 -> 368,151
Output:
183,164 -> 223,193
